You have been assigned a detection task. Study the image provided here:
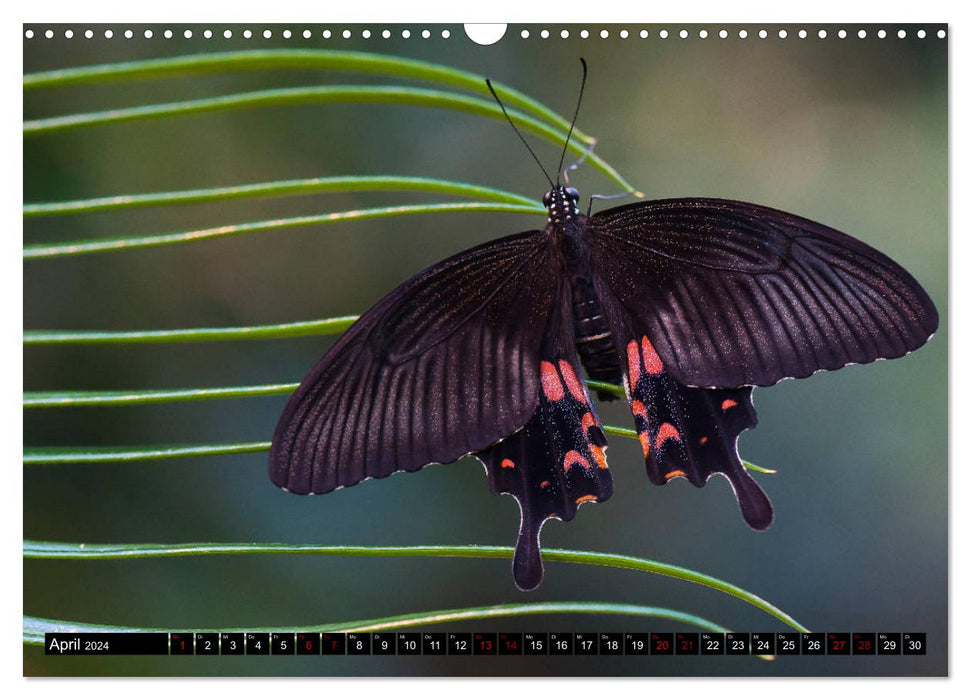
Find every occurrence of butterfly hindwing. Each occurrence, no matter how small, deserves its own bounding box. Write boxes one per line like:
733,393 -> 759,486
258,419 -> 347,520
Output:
622,333 -> 772,530
591,198 -> 938,388
270,229 -> 559,495
476,298 -> 612,590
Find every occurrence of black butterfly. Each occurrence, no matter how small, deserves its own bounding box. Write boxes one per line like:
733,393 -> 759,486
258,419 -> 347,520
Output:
269,65 -> 938,591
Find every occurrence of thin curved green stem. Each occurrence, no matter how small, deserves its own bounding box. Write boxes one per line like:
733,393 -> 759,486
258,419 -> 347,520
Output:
24,380 -> 628,409
23,201 -> 542,260
23,86 -> 635,194
23,442 -> 271,464
22,433 -> 773,475
23,602 -> 740,640
22,49 -> 596,146
23,176 -> 538,218
23,383 -> 300,408
24,316 -> 359,345
23,541 -> 806,633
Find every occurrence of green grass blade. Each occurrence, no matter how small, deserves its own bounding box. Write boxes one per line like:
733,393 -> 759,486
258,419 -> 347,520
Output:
23,201 -> 543,260
22,378 -> 627,409
23,383 -> 299,408
23,86 -> 635,194
24,602 -> 733,639
23,176 -> 538,218
24,316 -> 359,345
23,442 -> 270,464
23,541 -> 807,632
584,379 -> 627,399
22,49 -> 596,146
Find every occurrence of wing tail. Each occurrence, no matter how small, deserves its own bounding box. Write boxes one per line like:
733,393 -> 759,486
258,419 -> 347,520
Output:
623,333 -> 773,530
477,309 -> 613,590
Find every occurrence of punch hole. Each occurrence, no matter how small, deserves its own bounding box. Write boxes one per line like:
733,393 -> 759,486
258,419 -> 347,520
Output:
243,29 -> 252,39
464,24 -> 507,45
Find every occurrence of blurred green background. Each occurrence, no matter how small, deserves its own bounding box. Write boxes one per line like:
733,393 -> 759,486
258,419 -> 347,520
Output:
23,24 -> 947,676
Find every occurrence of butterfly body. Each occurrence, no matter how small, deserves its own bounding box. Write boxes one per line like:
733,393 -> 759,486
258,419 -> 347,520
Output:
270,188 -> 938,590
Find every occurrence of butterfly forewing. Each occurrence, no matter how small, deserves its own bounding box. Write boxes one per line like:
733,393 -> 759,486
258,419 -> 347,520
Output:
270,229 -> 558,494
591,198 -> 939,389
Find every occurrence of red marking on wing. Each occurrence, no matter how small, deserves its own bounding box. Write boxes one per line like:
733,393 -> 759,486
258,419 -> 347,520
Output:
540,360 -> 565,401
558,360 -> 587,402
626,340 -> 641,387
580,412 -> 598,435
500,458 -> 516,469
590,444 -> 608,469
631,400 -> 649,421
641,336 -> 664,375
562,450 -> 591,472
664,469 -> 687,480
699,436 -> 709,445
575,494 -> 598,504
638,431 -> 651,457
655,422 -> 682,449
721,399 -> 738,411
540,480 -> 551,489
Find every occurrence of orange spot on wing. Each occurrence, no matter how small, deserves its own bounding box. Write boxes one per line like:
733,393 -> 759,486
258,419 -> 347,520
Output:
540,360 -> 565,401
655,422 -> 681,449
638,431 -> 651,457
563,450 -> 591,472
699,436 -> 709,445
581,412 -> 599,435
631,400 -> 649,421
575,494 -> 598,504
721,399 -> 738,411
641,336 -> 664,374
664,470 -> 687,480
540,480 -> 551,489
558,360 -> 587,402
500,458 -> 515,469
626,340 -> 641,387
590,444 -> 608,469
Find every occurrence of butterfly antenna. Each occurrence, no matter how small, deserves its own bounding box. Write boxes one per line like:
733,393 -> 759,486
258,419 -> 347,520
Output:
556,57 -> 588,185
486,78 -> 554,188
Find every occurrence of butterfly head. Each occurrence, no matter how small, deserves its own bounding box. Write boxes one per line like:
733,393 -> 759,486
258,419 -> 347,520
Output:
543,185 -> 580,224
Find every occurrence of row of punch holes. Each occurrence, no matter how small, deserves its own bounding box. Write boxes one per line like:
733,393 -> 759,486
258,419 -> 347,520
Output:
24,26 -> 947,41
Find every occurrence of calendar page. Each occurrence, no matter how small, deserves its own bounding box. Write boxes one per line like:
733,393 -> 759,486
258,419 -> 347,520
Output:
23,20 -> 947,677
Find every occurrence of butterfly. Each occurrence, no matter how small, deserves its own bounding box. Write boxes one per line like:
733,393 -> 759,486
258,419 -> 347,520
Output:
269,63 -> 939,591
